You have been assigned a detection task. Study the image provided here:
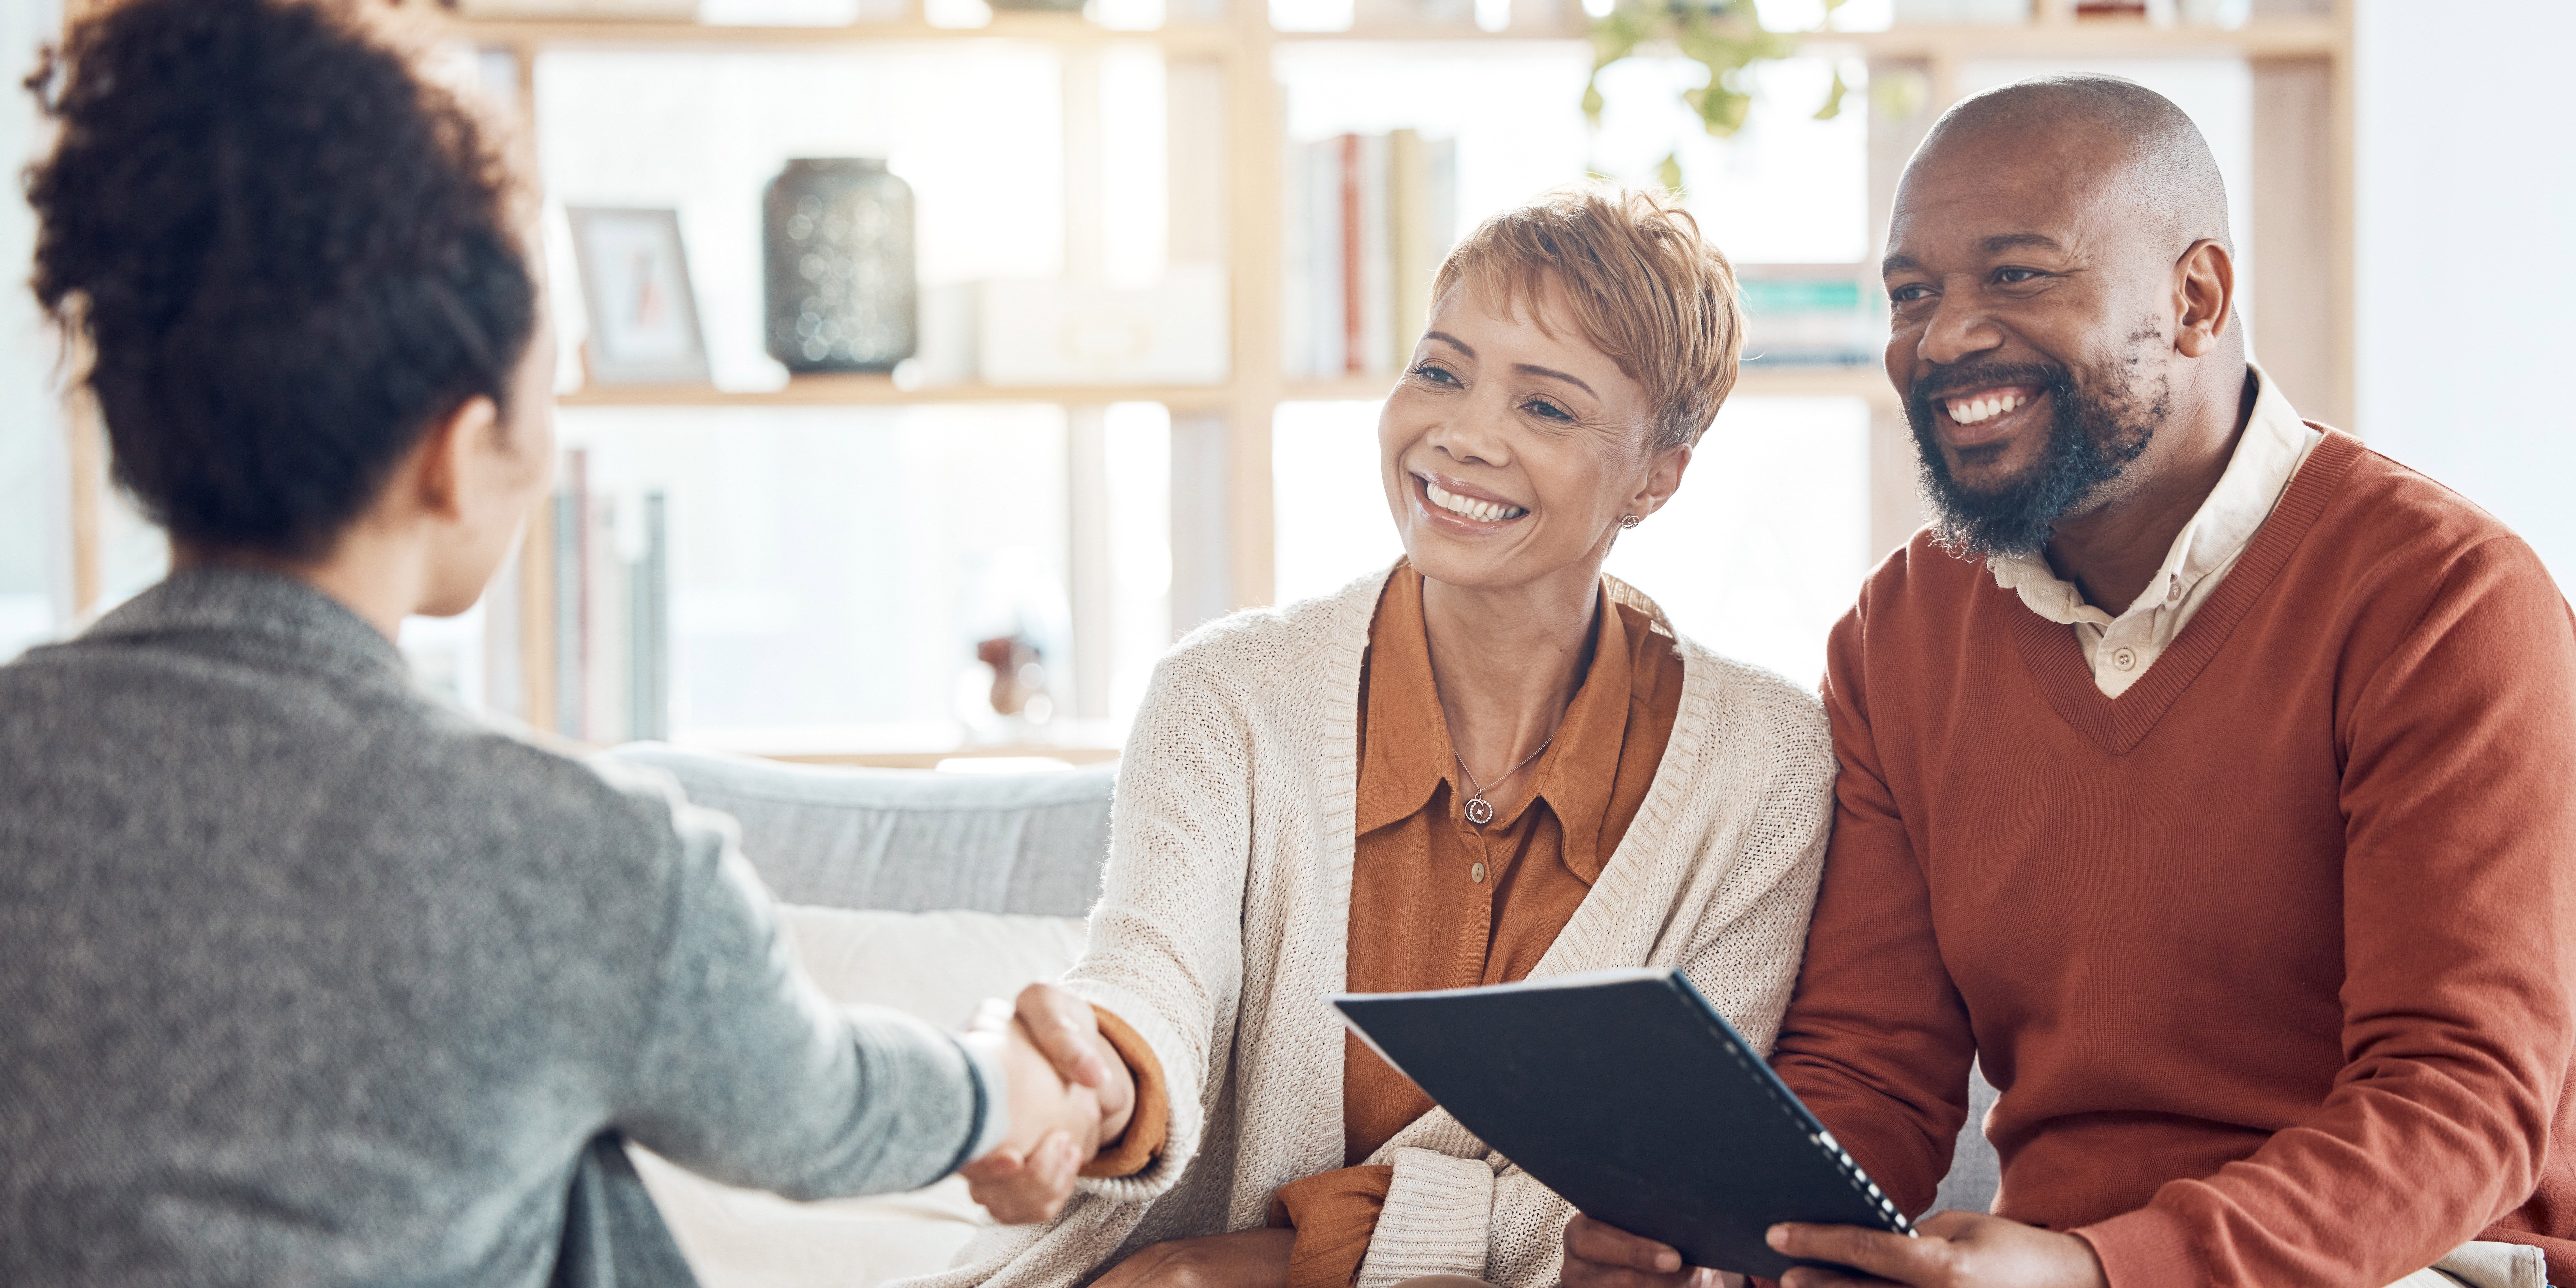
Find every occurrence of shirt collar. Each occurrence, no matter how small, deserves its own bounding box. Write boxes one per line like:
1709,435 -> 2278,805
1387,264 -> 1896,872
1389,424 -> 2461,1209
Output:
1354,563 -> 1638,886
1356,565 -> 1456,837
1533,594 -> 1633,885
1988,363 -> 2318,627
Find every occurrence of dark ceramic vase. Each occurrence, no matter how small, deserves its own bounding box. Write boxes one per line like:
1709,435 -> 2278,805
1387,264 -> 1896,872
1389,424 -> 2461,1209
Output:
763,158 -> 917,373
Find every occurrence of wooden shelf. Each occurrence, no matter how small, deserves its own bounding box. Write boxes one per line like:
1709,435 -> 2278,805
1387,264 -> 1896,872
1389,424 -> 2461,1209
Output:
554,366 -> 1891,411
667,723 -> 1125,767
1282,364 -> 1897,405
452,13 -> 1238,53
1736,364 -> 1902,402
453,12 -> 2337,59
556,374 -> 1235,409
1271,22 -> 1581,41
759,744 -> 1123,768
1809,14 -> 2342,60
1286,15 -> 2338,56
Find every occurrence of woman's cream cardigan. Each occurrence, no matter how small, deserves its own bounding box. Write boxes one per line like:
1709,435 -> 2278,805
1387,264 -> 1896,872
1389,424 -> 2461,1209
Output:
904,565 -> 1835,1288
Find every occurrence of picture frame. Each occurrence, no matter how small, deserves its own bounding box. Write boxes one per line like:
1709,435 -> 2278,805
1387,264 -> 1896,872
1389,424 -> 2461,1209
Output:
566,206 -> 712,386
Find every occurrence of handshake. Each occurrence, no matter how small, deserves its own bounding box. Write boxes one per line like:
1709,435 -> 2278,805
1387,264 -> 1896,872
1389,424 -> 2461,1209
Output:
955,982 -> 1141,1224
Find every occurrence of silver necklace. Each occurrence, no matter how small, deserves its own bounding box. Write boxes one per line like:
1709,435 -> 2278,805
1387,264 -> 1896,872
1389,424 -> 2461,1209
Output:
1452,737 -> 1555,827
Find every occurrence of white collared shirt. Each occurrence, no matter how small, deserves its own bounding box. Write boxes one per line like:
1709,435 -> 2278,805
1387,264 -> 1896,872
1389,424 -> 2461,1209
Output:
1987,366 -> 2323,698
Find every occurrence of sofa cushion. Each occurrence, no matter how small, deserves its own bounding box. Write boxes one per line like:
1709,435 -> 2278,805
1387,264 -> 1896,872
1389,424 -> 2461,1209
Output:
775,905 -> 1090,1031
600,745 -> 1115,917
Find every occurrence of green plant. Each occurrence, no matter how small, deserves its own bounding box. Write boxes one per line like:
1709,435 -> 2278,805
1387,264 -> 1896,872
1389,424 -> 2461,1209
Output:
1584,0 -> 1852,187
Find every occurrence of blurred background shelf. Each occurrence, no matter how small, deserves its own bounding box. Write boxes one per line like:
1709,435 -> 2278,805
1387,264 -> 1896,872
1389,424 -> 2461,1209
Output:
560,366 -> 1903,410
460,13 -> 2338,55
294,0 -> 2365,760
1282,365 -> 1900,405
17,0 -> 2366,764
559,378 -> 1238,409
455,14 -> 1244,51
1814,15 -> 2341,59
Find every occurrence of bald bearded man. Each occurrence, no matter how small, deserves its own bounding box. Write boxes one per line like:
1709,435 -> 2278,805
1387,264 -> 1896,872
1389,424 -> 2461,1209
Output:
1561,76 -> 2576,1288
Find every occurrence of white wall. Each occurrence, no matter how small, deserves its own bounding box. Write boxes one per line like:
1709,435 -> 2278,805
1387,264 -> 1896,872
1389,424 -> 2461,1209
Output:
2354,0 -> 2576,587
0,0 -> 66,662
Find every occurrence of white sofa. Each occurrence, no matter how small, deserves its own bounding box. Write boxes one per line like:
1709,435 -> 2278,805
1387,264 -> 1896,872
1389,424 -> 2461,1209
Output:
600,744 -> 2004,1288
601,745 -> 1115,1288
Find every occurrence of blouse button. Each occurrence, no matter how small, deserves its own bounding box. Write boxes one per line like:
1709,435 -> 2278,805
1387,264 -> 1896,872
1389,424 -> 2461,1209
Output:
2112,646 -> 2139,671
1470,862 -> 1488,884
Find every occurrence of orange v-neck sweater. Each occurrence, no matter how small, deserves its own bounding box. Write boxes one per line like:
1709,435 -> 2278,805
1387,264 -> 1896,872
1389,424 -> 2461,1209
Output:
1771,432 -> 2576,1285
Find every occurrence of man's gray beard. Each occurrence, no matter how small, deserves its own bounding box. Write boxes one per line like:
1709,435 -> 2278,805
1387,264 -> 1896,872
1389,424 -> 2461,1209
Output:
1907,366 -> 2163,560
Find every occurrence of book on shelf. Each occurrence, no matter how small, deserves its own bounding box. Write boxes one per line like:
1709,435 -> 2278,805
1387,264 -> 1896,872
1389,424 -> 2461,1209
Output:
1736,265 -> 1880,368
1282,129 -> 1458,383
535,449 -> 672,744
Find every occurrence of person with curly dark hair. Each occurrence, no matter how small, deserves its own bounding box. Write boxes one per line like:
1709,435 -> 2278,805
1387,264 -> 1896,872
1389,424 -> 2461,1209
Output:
0,0 -> 1131,1281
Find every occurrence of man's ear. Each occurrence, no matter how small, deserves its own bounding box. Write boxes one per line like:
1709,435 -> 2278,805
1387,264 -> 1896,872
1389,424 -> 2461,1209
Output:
2174,239 -> 2235,359
410,395 -> 499,523
1632,442 -> 1694,518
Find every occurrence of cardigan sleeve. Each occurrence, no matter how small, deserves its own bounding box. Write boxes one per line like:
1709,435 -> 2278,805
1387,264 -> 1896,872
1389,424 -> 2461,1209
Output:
1354,709 -> 1837,1288
1077,1005 -> 1170,1179
1271,1165 -> 1395,1288
1053,650 -> 1259,1206
2076,537 -> 2576,1287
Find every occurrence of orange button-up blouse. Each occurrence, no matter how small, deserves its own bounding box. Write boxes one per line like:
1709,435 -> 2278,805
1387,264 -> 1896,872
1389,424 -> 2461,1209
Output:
1267,566 -> 1685,1288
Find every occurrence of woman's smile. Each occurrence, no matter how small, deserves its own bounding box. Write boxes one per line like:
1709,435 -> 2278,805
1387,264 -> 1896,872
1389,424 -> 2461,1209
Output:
1413,471 -> 1529,531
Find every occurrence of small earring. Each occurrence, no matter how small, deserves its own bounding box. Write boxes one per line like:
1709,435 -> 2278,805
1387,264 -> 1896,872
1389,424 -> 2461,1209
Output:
1619,514 -> 1643,530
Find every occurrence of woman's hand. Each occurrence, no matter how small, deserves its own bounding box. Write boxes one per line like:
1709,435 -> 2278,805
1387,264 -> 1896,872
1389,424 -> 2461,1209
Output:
956,989 -> 1104,1223
1090,1228 -> 1296,1288
1008,982 -> 1137,1145
954,983 -> 1143,1224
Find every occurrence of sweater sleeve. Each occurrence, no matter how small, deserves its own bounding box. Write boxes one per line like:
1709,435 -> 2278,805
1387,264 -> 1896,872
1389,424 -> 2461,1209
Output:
609,774 -> 996,1200
2076,537 -> 2576,1286
1768,598 -> 1980,1221
1053,650 -> 1259,1205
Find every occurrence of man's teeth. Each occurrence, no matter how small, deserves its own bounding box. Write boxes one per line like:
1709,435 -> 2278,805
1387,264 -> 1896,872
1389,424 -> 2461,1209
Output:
1425,481 -> 1527,523
1947,391 -> 2028,425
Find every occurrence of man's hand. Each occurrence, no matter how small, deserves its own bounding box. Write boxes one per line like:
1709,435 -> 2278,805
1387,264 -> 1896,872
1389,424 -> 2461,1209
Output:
1765,1212 -> 2108,1288
1089,1228 -> 1295,1288
1563,1214 -> 1735,1288
955,988 -> 1109,1223
1008,982 -> 1137,1145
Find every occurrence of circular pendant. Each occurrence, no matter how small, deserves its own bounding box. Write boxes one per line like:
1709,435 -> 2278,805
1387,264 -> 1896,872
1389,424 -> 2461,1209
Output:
1464,796 -> 1495,826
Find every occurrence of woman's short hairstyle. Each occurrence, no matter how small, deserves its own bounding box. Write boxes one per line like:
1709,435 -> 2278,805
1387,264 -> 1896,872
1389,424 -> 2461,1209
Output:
1433,185 -> 1743,452
27,0 -> 536,559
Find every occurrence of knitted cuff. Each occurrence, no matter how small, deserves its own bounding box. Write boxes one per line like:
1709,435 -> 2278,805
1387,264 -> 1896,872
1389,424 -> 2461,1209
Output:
2433,1240 -> 2550,1288
949,1032 -> 1012,1172
1080,1004 -> 1170,1178
1353,1147 -> 1495,1288
2073,1204 -> 2198,1287
1068,980 -> 1200,1205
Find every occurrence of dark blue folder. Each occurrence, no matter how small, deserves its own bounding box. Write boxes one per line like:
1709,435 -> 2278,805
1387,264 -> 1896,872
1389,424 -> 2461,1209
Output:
1332,967 -> 1913,1279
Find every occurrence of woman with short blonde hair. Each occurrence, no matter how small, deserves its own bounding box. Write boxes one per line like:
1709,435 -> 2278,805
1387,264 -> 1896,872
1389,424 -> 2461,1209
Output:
905,185 -> 1834,1288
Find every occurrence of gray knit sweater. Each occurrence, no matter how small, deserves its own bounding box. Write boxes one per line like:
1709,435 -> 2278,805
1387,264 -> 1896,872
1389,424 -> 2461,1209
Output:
0,568 -> 1002,1286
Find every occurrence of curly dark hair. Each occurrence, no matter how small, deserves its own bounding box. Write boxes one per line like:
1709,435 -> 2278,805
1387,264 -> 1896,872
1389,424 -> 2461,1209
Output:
25,0 -> 537,559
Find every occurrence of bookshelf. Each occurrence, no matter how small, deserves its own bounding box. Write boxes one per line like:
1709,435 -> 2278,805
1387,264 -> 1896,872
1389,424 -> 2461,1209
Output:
51,0 -> 2354,765
552,377 -> 1243,409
